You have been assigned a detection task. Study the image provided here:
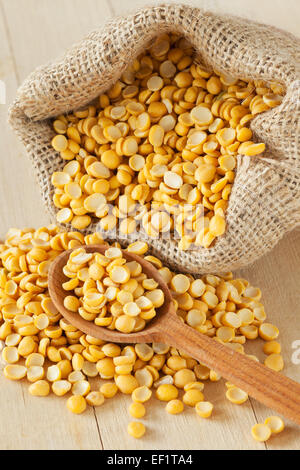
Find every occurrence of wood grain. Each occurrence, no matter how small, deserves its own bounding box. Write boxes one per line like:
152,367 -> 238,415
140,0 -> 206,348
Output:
0,0 -> 299,450
2,0 -> 112,82
0,1 -> 49,232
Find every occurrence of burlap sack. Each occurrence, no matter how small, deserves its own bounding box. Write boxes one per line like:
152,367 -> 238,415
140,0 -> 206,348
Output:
8,3 -> 300,274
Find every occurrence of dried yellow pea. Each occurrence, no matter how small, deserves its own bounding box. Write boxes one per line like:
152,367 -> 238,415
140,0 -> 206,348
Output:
225,387 -> 248,404
129,402 -> 146,418
4,364 -> 27,380
165,399 -> 184,414
127,421 -> 146,439
264,416 -> 284,434
67,395 -> 87,414
28,380 -> 50,397
251,423 -> 271,442
195,401 -> 214,418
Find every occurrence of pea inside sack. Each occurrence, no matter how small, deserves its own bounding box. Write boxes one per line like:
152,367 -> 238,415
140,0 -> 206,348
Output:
51,34 -> 283,250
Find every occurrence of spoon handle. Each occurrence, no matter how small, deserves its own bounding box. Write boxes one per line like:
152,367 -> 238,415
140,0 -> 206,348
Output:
157,314 -> 300,425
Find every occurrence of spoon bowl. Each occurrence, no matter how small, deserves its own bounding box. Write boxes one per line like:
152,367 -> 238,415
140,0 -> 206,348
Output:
48,244 -> 174,343
48,244 -> 300,425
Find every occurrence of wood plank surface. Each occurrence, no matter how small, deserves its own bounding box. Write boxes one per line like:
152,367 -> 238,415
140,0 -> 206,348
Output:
0,0 -> 299,450
0,1 -> 49,232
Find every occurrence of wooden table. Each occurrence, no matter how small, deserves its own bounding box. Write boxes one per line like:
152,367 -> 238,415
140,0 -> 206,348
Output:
0,0 -> 299,450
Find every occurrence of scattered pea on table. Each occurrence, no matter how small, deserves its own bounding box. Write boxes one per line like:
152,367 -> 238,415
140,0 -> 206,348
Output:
0,225 -> 284,442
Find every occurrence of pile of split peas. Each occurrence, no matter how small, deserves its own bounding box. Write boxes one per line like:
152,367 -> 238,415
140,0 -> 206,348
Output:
63,246 -> 164,333
0,226 -> 285,441
51,34 -> 284,250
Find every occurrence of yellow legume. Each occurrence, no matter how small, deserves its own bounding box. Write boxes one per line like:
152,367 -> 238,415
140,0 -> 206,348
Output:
264,416 -> 285,434
2,346 -> 19,364
173,369 -> 196,388
52,380 -> 72,396
165,399 -> 184,414
28,380 -> 50,397
86,391 -> 105,406
182,389 -> 204,406
195,401 -> 214,418
64,296 -> 80,312
129,402 -> 146,418
4,364 -> 27,380
225,387 -> 248,404
259,323 -> 279,341
72,380 -> 91,396
27,366 -> 44,383
67,395 -> 87,414
156,384 -> 178,401
132,385 -> 152,403
52,135 -> 68,152
251,423 -> 271,442
115,374 -> 139,394
264,353 -> 284,371
263,341 -> 281,355
127,421 -> 146,439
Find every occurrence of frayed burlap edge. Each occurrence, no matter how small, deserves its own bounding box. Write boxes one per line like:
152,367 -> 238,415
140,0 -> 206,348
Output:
8,4 -> 300,274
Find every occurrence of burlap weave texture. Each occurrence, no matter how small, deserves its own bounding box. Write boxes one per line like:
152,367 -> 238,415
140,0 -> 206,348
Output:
8,4 -> 300,274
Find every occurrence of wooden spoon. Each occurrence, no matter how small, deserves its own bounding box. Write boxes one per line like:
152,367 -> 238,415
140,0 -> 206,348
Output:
48,244 -> 300,425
